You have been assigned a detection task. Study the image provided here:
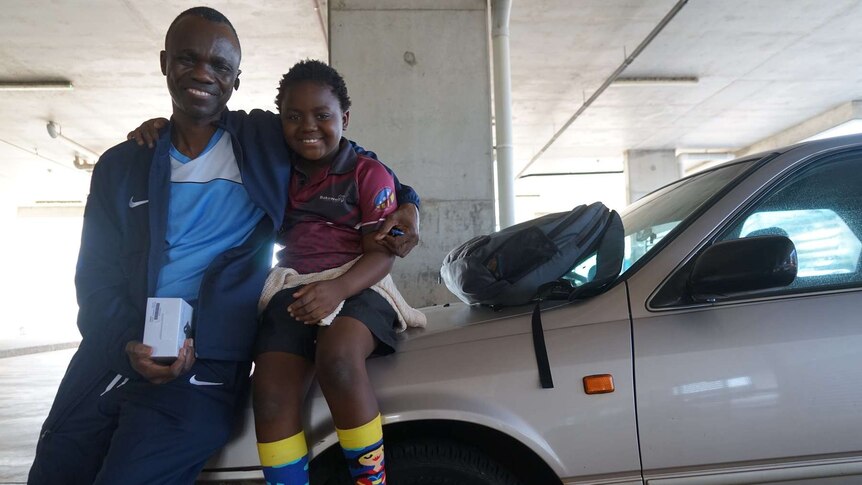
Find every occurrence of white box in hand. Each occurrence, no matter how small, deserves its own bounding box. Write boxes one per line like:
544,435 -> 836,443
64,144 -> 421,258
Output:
143,297 -> 193,360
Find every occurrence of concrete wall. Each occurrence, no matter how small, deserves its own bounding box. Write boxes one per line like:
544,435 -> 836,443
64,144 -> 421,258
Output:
624,149 -> 680,204
330,0 -> 494,306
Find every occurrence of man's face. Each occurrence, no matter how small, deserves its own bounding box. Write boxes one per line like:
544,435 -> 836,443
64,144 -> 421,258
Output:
161,16 -> 241,122
279,81 -> 349,164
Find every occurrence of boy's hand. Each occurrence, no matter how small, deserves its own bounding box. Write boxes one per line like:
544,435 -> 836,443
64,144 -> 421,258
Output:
375,203 -> 420,257
125,338 -> 195,384
127,117 -> 169,148
289,281 -> 348,324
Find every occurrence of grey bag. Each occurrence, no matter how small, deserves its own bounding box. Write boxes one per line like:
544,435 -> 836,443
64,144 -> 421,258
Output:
440,201 -> 623,306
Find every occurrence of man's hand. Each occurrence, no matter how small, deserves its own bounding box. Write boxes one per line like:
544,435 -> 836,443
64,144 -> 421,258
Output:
127,117 -> 169,148
288,281 -> 348,324
125,338 -> 195,384
375,203 -> 420,258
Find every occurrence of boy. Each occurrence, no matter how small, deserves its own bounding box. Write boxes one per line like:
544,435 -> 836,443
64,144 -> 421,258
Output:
253,60 -> 424,485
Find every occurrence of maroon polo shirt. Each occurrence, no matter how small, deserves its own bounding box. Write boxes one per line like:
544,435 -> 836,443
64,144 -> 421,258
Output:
276,139 -> 397,273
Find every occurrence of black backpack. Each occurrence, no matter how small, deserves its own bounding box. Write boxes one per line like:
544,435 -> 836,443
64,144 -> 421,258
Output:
441,201 -> 623,306
439,201 -> 624,389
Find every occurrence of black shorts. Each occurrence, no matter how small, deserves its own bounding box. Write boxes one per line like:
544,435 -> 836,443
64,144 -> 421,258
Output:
255,286 -> 398,360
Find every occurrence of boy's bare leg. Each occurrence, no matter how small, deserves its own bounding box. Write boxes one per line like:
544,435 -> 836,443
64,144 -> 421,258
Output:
315,317 -> 378,427
317,317 -> 388,483
253,352 -> 314,442
253,352 -> 315,483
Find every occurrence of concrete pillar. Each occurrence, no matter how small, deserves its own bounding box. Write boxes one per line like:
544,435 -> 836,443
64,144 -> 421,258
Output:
330,0 -> 494,306
624,149 -> 681,204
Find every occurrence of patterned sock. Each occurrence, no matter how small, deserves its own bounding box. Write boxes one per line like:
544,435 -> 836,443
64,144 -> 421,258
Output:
257,431 -> 309,485
336,414 -> 387,485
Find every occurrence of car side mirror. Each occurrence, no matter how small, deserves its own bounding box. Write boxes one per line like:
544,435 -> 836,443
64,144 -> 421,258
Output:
689,235 -> 797,302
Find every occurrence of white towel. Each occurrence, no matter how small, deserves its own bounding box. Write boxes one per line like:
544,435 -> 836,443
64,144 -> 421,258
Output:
258,258 -> 426,331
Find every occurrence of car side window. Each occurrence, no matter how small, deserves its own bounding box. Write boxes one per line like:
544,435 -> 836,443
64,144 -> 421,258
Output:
718,153 -> 862,292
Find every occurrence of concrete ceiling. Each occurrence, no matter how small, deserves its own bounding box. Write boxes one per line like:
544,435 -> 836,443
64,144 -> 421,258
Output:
0,0 -> 327,206
513,0 -> 862,175
3,0 -> 862,206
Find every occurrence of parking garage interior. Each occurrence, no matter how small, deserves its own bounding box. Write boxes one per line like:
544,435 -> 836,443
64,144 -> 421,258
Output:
2,1 -> 862,483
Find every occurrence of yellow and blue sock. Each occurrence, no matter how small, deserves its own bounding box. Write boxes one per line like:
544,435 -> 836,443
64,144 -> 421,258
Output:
257,431 -> 309,485
336,414 -> 387,485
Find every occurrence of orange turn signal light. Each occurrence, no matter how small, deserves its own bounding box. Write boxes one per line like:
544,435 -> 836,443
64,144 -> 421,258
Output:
583,374 -> 614,394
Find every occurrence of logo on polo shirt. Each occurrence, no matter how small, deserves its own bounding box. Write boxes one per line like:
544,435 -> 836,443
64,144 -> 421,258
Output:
319,194 -> 347,203
374,187 -> 394,210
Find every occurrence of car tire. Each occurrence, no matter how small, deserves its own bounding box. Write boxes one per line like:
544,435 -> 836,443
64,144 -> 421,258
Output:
387,438 -> 524,485
311,438 -> 524,485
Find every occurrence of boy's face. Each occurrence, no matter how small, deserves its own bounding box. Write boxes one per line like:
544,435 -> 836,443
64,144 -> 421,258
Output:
280,81 -> 349,164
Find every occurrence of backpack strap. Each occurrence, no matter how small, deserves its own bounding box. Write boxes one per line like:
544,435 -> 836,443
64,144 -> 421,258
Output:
530,281 -> 566,389
531,300 -> 554,389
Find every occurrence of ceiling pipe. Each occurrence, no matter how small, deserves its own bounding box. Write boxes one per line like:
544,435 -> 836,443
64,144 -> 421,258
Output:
47,121 -> 101,169
491,0 -> 515,228
0,137 -> 76,171
312,0 -> 328,47
518,0 -> 690,177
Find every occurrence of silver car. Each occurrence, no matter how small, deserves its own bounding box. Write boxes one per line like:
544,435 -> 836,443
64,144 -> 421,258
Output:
200,134 -> 862,484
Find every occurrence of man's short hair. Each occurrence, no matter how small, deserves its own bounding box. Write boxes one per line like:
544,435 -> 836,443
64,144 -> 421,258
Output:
275,59 -> 352,112
165,6 -> 240,52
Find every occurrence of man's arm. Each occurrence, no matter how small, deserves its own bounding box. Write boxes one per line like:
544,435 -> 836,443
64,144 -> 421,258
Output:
76,155 -> 194,382
75,159 -> 143,377
349,141 -> 420,207
349,141 -> 421,257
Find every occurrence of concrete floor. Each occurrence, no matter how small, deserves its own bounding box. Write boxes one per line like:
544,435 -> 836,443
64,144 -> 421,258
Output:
0,348 -> 266,485
0,348 -> 75,484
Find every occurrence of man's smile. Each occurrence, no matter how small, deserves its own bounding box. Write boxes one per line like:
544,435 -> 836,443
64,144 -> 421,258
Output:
186,87 -> 215,97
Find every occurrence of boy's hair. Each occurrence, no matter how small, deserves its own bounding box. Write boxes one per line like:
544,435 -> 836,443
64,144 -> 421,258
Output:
275,59 -> 351,112
165,7 -> 240,52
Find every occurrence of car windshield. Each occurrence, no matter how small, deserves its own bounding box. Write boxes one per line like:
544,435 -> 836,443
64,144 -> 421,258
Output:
565,159 -> 759,286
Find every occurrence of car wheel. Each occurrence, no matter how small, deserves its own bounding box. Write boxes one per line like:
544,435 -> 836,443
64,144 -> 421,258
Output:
312,438 -> 524,485
387,438 -> 524,485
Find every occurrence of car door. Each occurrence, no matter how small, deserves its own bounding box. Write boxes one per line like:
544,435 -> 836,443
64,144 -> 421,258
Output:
629,148 -> 862,484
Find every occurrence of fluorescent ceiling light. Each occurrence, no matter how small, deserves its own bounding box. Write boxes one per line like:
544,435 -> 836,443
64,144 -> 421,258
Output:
611,76 -> 698,87
0,81 -> 73,92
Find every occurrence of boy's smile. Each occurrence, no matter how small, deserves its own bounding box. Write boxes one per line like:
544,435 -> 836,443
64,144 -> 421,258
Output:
280,80 -> 350,167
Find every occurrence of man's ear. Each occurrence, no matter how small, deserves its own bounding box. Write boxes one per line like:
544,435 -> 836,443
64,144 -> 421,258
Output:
342,110 -> 350,130
234,70 -> 242,91
160,51 -> 167,76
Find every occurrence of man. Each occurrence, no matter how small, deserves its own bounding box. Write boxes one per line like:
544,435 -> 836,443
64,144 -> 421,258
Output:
28,7 -> 419,484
